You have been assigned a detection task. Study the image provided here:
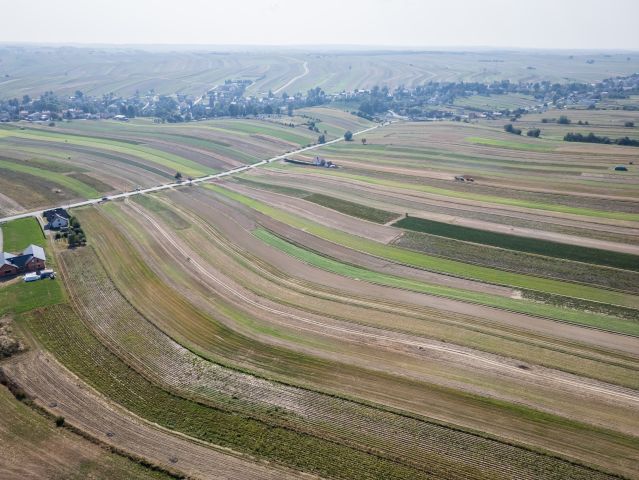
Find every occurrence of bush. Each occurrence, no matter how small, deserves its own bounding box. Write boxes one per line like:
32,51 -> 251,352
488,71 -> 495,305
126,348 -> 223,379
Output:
557,115 -> 571,124
625,121 -> 635,127
344,130 -> 353,141
318,134 -> 326,144
527,128 -> 541,138
504,124 -> 522,135
55,416 -> 65,427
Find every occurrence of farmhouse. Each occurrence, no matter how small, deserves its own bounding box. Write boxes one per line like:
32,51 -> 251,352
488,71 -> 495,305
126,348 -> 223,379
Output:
44,208 -> 70,229
0,245 -> 46,277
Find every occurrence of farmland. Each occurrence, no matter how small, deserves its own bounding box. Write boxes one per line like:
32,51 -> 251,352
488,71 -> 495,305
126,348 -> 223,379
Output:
0,110 -> 373,216
2,46 -> 639,98
1,56 -> 639,479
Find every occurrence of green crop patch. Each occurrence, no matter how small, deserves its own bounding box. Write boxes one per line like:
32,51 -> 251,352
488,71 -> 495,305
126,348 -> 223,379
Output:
394,216 -> 639,272
466,136 -> 556,152
253,228 -> 639,335
234,177 -> 310,197
1,217 -> 45,251
0,160 -> 100,198
304,193 -> 400,224
132,195 -> 191,230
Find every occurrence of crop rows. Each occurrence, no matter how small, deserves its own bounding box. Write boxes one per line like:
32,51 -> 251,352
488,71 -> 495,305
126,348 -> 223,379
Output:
395,230 -> 639,294
52,246 -> 620,480
394,216 -> 639,272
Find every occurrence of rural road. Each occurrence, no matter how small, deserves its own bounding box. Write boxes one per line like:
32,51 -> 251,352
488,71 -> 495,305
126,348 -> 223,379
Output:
0,122 -> 383,225
273,61 -> 309,94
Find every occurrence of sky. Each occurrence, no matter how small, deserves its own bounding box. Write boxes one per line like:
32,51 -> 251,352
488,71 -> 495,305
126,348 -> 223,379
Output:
2,0 -> 639,50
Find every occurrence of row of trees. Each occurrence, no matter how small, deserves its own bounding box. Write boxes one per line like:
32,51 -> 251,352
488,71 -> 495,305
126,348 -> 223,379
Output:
564,132 -> 639,147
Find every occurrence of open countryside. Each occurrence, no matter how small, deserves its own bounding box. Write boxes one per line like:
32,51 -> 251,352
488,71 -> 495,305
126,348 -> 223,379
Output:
1,2 -> 639,479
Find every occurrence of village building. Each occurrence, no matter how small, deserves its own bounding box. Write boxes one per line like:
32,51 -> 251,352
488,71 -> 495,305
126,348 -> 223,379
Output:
0,245 -> 46,277
44,208 -> 70,229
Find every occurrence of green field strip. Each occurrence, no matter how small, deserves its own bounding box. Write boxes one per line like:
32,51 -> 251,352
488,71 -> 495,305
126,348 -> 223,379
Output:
200,122 -> 313,146
114,130 -> 262,164
234,178 -> 399,223
253,228 -> 639,336
466,137 -> 558,152
1,217 -> 45,251
206,184 -> 639,311
394,217 -> 639,272
0,160 -> 100,198
0,128 -> 209,178
284,168 -> 639,222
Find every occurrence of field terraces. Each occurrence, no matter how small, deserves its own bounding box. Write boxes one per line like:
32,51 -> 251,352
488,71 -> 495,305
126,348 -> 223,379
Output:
0,108 -> 373,216
2,106 -> 638,479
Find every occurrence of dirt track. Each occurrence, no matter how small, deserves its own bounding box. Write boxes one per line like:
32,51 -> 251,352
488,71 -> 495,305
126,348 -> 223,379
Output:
2,350 -> 308,480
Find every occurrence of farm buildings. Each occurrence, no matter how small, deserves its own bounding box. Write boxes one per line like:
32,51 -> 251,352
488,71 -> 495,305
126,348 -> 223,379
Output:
0,244 -> 46,277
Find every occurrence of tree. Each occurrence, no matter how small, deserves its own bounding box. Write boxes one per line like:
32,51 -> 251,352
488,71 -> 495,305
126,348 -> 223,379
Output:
361,138 -> 367,145
504,124 -> 521,135
287,103 -> 294,116
625,121 -> 635,128
318,134 -> 326,144
558,115 -> 571,125
344,130 -> 353,141
527,128 -> 541,138
55,416 -> 65,427
175,171 -> 183,181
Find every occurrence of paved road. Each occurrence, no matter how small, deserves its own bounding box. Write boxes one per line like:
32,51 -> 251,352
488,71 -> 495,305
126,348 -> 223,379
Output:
0,123 -> 385,224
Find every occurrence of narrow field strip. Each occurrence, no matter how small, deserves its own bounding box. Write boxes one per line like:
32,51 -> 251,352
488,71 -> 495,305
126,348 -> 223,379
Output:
286,168 -> 639,222
393,216 -> 639,272
206,184 -> 639,326
253,227 -> 639,336
0,160 -> 100,198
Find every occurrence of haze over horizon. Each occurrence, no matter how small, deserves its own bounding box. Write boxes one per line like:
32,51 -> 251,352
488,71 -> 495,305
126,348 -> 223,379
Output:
4,0 -> 639,50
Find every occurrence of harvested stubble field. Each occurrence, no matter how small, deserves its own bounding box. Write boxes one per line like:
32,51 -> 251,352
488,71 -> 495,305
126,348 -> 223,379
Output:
0,373 -> 172,480
3,106 -> 639,479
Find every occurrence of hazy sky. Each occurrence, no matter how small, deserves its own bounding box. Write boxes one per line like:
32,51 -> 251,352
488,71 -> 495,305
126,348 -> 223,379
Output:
3,0 -> 639,50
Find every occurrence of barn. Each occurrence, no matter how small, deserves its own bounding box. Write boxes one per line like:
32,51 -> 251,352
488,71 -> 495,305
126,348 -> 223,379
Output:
0,245 -> 46,277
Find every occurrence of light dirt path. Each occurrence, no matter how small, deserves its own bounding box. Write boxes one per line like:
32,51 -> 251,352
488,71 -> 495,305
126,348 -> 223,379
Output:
273,61 -> 309,94
2,350 -> 310,480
